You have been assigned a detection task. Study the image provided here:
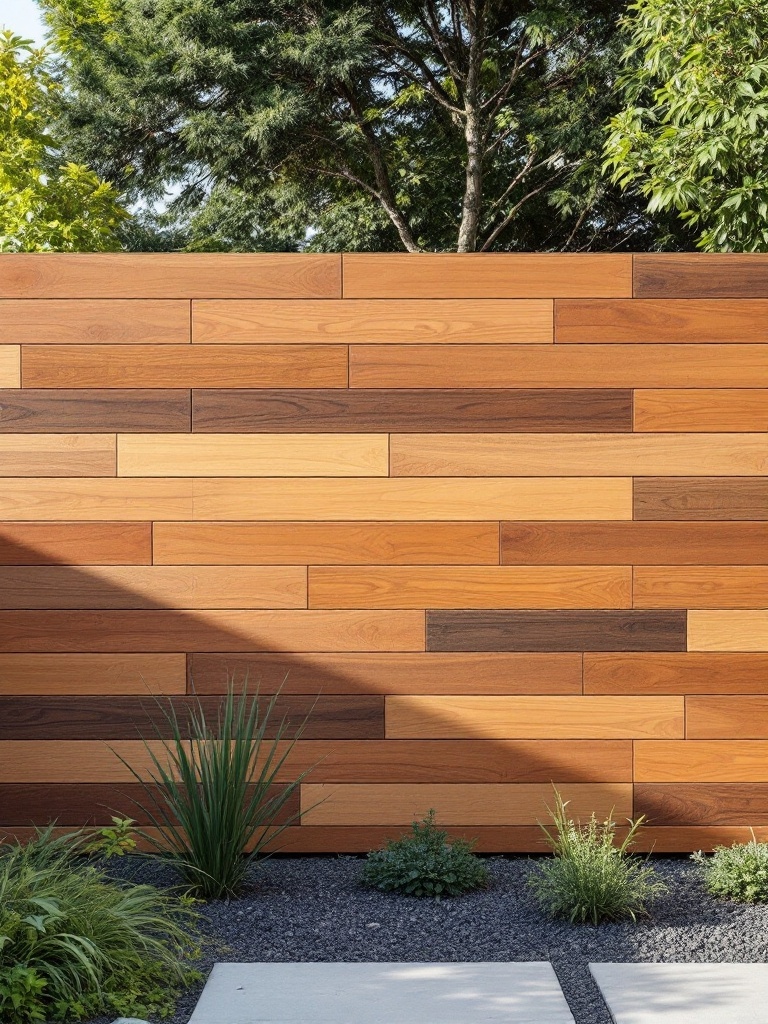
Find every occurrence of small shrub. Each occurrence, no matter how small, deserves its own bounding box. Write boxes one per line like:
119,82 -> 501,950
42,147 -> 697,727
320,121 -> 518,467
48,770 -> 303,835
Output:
528,790 -> 666,925
692,834 -> 768,902
361,810 -> 489,897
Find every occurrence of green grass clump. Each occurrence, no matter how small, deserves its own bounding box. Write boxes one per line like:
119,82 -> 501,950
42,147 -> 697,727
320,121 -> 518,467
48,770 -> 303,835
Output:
693,834 -> 768,902
528,790 -> 667,925
361,810 -> 489,897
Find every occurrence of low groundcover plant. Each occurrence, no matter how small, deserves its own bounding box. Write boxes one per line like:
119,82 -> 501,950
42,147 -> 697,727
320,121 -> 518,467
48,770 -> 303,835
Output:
692,833 -> 768,902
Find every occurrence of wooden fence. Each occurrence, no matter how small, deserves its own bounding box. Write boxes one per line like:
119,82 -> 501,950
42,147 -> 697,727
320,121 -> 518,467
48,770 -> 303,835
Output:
0,252 -> 766,853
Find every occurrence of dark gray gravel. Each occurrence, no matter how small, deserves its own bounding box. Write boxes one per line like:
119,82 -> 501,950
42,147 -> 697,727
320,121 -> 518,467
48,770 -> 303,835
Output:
101,855 -> 768,1024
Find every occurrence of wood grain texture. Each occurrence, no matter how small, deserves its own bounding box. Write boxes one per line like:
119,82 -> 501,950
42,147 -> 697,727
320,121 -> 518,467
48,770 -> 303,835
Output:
633,478 -> 768,520
0,389 -> 191,432
0,434 -> 116,477
584,653 -> 768,694
0,479 -> 193,521
191,388 -> 633,433
555,299 -> 768,343
634,741 -> 768,782
634,390 -> 768,432
349,344 -> 768,388
635,784 -> 768,826
0,523 -> 151,564
192,299 -> 553,344
501,522 -> 766,565
635,567 -> 768,608
21,344 -> 348,388
688,611 -> 768,652
427,610 -> 687,652
190,477 -> 632,522
153,522 -> 501,565
0,300 -> 189,343
342,253 -> 633,298
0,740 -> 186,781
0,610 -> 425,653
0,653 -> 186,695
0,346 -> 19,387
634,254 -> 768,298
386,695 -> 683,739
118,433 -> 389,477
301,782 -> 632,825
309,566 -> 632,609
687,697 -> 768,739
390,433 -> 768,477
0,254 -> 341,298
0,565 -> 307,609
187,652 -> 583,695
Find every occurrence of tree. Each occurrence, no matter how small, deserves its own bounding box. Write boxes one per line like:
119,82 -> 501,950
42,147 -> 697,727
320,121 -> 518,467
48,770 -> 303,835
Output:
0,30 -> 127,252
605,0 -> 768,252
43,0 -> 662,252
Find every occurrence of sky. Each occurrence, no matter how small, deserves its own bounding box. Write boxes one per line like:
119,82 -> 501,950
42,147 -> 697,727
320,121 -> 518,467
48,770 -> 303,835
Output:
2,0 -> 47,45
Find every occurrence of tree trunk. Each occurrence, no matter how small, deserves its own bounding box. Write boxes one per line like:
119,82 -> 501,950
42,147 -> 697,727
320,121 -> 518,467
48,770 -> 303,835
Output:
457,6 -> 484,253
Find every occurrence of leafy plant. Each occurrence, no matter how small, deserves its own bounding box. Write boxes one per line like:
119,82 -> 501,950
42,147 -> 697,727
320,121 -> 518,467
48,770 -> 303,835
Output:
362,810 -> 488,898
529,790 -> 666,924
692,833 -> 768,902
119,685 -> 313,899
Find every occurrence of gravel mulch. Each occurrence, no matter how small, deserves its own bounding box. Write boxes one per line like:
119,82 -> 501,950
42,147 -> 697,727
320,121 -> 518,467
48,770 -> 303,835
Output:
101,854 -> 768,1024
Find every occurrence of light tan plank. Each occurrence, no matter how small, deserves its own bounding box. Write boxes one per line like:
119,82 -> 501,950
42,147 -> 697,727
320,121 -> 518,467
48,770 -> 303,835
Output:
635,741 -> 768,782
0,300 -> 189,343
390,433 -> 768,476
118,434 -> 389,477
0,435 -> 116,477
688,611 -> 768,652
635,568 -> 768,609
0,346 -> 20,386
0,653 -> 186,694
385,695 -> 684,739
0,479 -> 193,521
634,390 -> 768,432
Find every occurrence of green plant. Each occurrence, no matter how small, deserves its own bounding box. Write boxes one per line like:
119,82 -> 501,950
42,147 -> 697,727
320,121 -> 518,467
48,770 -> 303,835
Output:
120,685 -> 313,899
361,810 -> 489,897
0,827 -> 198,1023
85,817 -> 137,858
692,833 -> 768,902
528,790 -> 667,925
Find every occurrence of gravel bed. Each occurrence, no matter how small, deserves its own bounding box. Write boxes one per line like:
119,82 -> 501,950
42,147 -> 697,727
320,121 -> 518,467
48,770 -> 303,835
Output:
100,854 -> 768,1024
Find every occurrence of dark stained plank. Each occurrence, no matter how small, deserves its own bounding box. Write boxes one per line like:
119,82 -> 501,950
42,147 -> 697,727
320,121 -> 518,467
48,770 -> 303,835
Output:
0,695 -> 384,740
0,523 -> 151,565
0,389 -> 190,432
192,388 -> 633,433
501,522 -> 768,565
635,784 -> 768,826
634,478 -> 768,520
555,299 -> 768,343
426,610 -> 687,653
634,254 -> 768,298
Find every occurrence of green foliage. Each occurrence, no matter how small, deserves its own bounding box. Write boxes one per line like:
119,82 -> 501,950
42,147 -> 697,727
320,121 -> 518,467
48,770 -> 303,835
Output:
0,30 -> 127,252
361,810 -> 489,897
605,0 -> 768,250
529,790 -> 666,925
692,835 -> 768,902
118,685 -> 312,899
0,826 -> 198,1023
84,817 -> 137,859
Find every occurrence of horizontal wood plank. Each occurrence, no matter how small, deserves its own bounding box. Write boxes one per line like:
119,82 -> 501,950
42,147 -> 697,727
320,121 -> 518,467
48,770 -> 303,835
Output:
0,653 -> 186,694
688,611 -> 768,652
636,784 -> 768,826
0,522 -> 151,564
633,478 -> 768,520
0,389 -> 191,432
0,300 -> 189,343
584,653 -> 768,694
0,479 -> 193,521
0,434 -> 116,476
0,346 -> 19,387
555,299 -> 768,342
634,740 -> 768,782
634,254 -> 768,298
635,567 -> 768,608
687,696 -> 768,739
634,390 -> 768,432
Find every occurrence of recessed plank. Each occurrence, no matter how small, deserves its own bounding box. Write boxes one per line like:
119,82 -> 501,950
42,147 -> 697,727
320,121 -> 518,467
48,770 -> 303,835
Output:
154,522 -> 501,565
687,697 -> 768,739
584,653 -> 768,694
309,566 -> 631,609
386,695 -> 683,739
0,479 -> 193,521
390,433 -> 768,476
187,652 -> 583,695
0,653 -> 186,694
0,346 -> 19,386
118,434 -> 389,477
635,784 -> 768,826
555,299 -> 768,342
634,254 -> 768,297
634,390 -> 768,432
0,565 -> 307,609
633,826 -> 768,854
688,611 -> 768,652
191,477 -> 632,522
0,300 -> 189,343
0,254 -> 341,298
0,435 -> 116,476
634,740 -> 768,781
0,523 -> 151,565
21,344 -> 348,388
0,610 -> 425,653
342,253 -> 633,298
191,388 -> 633,433
301,782 -> 632,825
501,522 -> 766,565
192,299 -> 553,344
427,610 -> 687,652
0,389 -> 191,432
635,568 -> 768,609
349,344 -> 768,388
633,478 -> 768,520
